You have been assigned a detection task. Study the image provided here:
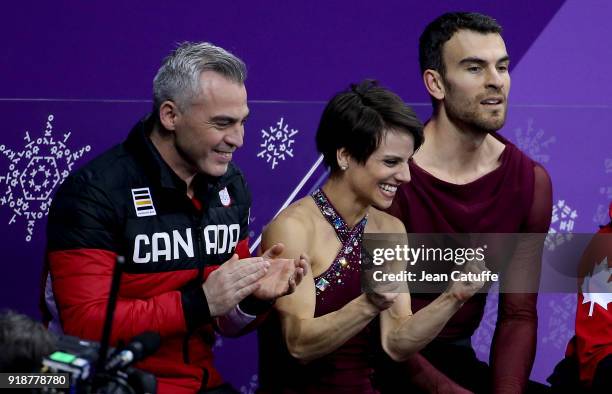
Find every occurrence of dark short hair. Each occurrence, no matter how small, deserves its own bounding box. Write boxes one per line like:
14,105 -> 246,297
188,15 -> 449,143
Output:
0,310 -> 56,372
419,12 -> 502,75
316,80 -> 423,173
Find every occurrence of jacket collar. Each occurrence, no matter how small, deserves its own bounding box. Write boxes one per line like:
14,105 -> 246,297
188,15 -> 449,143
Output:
123,114 -> 240,195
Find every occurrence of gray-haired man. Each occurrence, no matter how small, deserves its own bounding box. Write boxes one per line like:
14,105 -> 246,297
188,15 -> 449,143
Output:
43,42 -> 306,394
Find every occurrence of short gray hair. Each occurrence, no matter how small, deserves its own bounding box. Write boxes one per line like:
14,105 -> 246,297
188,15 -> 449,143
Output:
153,41 -> 247,113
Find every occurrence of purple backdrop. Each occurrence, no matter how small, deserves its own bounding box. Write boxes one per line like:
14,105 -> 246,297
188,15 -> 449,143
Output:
2,0 -> 611,389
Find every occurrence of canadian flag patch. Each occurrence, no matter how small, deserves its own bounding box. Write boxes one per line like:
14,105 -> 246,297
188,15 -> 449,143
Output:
219,187 -> 232,207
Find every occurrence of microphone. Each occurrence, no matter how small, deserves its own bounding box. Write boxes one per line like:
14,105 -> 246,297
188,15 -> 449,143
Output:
105,332 -> 161,373
96,255 -> 125,373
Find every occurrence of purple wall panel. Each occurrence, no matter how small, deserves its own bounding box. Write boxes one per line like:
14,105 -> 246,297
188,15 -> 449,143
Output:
5,0 -> 611,389
1,1 -> 563,101
510,0 -> 612,105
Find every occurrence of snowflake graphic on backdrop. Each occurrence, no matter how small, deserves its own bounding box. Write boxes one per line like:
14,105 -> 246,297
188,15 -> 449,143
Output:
541,294 -> 576,349
581,257 -> 612,316
593,203 -> 611,226
545,200 -> 578,251
472,285 -> 499,361
606,158 -> 612,175
514,118 -> 556,163
239,374 -> 258,394
0,115 -> 91,242
593,158 -> 612,225
257,117 -> 298,170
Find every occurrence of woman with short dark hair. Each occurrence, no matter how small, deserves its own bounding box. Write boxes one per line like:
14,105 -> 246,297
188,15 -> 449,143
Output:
257,80 -> 484,393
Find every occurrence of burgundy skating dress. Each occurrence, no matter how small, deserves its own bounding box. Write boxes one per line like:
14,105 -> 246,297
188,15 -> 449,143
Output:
258,188 -> 379,393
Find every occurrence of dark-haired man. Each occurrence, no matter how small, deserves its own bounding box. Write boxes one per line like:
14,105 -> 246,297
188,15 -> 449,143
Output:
385,12 -> 552,393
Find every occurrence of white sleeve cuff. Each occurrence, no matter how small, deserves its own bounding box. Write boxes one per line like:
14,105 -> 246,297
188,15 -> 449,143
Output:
215,304 -> 257,336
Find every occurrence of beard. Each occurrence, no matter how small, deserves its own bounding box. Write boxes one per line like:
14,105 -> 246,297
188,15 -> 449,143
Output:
443,80 -> 508,134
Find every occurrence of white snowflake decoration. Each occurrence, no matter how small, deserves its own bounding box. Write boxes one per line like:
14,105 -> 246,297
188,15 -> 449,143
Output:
239,374 -> 258,394
541,294 -> 576,349
0,115 -> 90,242
600,186 -> 612,199
514,118 -> 556,163
581,257 -> 612,317
257,117 -> 298,170
546,200 -> 578,251
593,203 -> 611,226
472,284 -> 499,361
